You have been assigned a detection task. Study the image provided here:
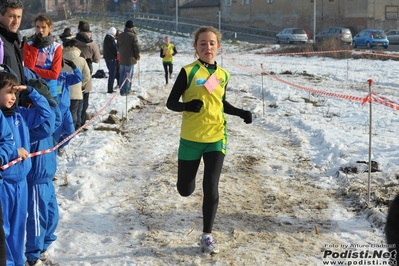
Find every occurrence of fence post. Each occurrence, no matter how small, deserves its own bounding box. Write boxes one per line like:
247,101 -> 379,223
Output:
367,78 -> 373,205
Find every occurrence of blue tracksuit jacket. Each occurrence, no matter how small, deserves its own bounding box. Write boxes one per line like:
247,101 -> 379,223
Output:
0,88 -> 51,266
54,68 -> 82,148
0,111 -> 17,176
25,104 -> 61,262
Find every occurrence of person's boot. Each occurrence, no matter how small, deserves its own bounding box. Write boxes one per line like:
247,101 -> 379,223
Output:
107,84 -> 114,93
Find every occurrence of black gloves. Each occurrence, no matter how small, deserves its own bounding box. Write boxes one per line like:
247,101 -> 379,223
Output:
239,110 -> 252,124
64,59 -> 76,69
184,99 -> 203,113
183,99 -> 252,124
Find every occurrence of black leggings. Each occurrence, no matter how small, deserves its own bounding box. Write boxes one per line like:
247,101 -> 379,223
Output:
177,151 -> 225,233
163,63 -> 173,83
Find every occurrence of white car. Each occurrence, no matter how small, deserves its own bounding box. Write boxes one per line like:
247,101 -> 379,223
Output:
385,29 -> 399,44
276,28 -> 308,44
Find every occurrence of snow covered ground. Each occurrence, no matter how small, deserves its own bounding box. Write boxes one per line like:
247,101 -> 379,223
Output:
17,18 -> 399,265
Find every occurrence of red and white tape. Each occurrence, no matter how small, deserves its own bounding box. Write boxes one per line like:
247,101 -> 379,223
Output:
0,75 -> 135,171
224,55 -> 399,110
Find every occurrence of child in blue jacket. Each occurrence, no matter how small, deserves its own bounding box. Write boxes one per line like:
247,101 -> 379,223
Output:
20,77 -> 62,266
0,71 -> 52,266
54,59 -> 82,155
0,110 -> 18,266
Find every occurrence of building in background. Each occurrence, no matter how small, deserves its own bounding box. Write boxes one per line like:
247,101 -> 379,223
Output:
20,0 -> 399,35
180,0 -> 399,36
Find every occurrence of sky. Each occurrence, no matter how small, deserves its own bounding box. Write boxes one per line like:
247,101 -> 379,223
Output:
17,19 -> 399,265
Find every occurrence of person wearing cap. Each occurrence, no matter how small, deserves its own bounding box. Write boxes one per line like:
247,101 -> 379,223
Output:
117,20 -> 140,96
59,27 -> 72,47
103,27 -> 118,93
73,21 -> 100,130
160,36 -> 177,85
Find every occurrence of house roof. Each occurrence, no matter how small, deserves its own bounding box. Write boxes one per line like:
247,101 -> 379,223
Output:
180,0 -> 220,9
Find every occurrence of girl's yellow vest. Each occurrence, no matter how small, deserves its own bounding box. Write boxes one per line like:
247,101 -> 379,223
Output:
181,60 -> 230,143
161,44 -> 175,63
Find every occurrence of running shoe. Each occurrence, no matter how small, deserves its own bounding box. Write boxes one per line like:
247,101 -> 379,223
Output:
25,260 -> 44,266
40,251 -> 60,266
200,234 -> 219,255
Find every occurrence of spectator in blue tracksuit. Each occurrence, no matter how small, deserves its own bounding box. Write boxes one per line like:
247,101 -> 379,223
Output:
20,80 -> 61,266
0,71 -> 51,266
0,111 -> 16,169
0,110 -> 18,266
54,59 -> 82,155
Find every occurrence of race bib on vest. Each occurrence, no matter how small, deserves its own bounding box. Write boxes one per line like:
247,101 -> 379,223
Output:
36,52 -> 47,66
204,74 -> 220,94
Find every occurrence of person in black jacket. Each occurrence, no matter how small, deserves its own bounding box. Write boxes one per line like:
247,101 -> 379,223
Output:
103,27 -> 118,93
117,20 -> 140,96
115,29 -> 122,86
0,0 -> 25,87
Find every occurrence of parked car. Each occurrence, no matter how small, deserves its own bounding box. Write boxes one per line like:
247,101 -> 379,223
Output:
343,26 -> 357,38
315,27 -> 353,45
385,29 -> 399,44
352,29 -> 389,49
276,28 -> 308,44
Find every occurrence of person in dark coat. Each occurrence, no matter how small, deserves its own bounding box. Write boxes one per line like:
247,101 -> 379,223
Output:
0,0 -> 25,86
117,20 -> 140,96
73,21 -> 100,129
115,29 -> 122,86
59,27 -> 72,47
103,27 -> 118,93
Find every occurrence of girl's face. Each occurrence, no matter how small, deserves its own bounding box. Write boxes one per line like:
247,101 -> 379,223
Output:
0,85 -> 16,109
35,20 -> 52,37
194,31 -> 220,64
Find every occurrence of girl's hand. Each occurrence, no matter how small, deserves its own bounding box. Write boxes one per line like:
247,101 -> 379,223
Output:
12,85 -> 27,93
17,148 -> 29,160
13,85 -> 32,95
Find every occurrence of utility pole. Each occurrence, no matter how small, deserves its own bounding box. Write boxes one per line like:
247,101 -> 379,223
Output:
175,0 -> 178,33
216,10 -> 222,32
313,0 -> 316,43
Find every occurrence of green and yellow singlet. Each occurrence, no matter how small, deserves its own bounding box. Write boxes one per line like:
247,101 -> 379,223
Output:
181,60 -> 230,143
161,44 -> 175,63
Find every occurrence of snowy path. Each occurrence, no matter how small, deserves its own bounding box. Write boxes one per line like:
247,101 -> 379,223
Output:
52,81 -> 388,265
